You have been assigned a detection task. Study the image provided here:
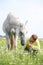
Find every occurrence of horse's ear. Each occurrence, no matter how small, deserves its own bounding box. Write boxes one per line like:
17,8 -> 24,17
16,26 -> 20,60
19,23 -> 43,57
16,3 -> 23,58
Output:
25,20 -> 28,25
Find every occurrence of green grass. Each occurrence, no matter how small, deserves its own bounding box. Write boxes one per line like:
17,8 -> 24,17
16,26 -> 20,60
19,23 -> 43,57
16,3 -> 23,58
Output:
0,38 -> 43,65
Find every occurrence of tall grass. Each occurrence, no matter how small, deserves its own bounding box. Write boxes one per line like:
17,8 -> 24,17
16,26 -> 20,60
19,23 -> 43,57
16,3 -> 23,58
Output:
0,38 -> 43,65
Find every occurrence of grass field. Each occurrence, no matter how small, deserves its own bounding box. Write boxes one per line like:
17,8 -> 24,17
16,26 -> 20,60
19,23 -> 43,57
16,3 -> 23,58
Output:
0,38 -> 43,65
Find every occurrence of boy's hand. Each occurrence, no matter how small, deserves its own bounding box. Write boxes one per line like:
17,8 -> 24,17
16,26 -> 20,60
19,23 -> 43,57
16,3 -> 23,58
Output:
27,43 -> 32,47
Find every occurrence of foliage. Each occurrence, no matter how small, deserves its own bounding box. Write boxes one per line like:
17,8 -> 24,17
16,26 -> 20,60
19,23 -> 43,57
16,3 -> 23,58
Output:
0,38 -> 43,65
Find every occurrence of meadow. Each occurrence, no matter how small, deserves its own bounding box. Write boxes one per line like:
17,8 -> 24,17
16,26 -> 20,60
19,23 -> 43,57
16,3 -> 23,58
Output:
0,38 -> 43,65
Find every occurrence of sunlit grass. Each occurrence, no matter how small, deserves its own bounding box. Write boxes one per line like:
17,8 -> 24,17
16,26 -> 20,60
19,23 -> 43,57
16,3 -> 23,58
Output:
0,38 -> 43,65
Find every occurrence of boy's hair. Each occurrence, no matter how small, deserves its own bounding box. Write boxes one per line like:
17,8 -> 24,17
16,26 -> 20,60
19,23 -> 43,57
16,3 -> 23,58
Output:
29,34 -> 38,42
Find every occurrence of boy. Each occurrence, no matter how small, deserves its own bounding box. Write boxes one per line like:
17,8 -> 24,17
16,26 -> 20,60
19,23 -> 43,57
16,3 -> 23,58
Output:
24,34 -> 40,54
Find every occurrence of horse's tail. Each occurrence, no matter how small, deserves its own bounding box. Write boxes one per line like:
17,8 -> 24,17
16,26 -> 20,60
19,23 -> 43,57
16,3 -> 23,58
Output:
10,34 -> 14,50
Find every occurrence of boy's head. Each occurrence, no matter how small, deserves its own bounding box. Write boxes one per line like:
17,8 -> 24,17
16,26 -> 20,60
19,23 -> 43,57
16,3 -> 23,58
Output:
29,34 -> 38,43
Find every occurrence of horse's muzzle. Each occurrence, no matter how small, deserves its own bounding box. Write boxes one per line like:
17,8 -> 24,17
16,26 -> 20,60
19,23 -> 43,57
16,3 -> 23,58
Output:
21,40 -> 25,46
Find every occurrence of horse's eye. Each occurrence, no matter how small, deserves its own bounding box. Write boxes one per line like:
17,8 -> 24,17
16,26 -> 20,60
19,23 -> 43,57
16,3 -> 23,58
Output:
19,31 -> 23,36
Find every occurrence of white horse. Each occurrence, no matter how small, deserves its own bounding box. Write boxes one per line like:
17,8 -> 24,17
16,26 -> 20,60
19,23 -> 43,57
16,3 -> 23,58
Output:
3,13 -> 27,50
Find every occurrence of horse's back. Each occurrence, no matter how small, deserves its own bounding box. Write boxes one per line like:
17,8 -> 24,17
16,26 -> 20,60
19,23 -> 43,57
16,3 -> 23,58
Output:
3,13 -> 21,33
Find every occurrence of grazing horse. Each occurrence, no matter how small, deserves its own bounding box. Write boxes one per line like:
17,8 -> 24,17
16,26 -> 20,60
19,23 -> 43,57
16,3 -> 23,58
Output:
3,13 -> 27,50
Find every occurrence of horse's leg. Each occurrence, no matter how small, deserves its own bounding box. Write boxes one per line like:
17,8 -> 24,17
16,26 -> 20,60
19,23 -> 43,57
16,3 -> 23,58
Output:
10,34 -> 14,50
6,34 -> 10,50
14,34 -> 17,51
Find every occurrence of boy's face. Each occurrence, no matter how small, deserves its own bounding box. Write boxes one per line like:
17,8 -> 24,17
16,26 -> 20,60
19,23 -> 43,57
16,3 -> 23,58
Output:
29,34 -> 38,43
29,37 -> 35,43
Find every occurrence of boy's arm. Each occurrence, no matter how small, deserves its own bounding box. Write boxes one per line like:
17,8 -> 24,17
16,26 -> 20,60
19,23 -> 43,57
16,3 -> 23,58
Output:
31,39 -> 40,50
26,39 -> 32,47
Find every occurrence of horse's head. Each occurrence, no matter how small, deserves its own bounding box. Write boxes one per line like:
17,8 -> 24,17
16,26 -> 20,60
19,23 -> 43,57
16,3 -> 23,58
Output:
19,21 -> 28,46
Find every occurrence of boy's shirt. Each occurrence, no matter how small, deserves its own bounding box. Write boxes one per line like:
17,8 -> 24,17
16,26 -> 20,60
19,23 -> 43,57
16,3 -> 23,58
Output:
26,39 -> 40,51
